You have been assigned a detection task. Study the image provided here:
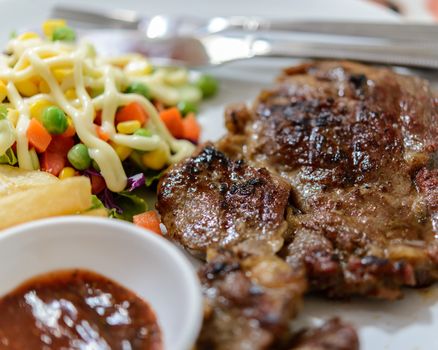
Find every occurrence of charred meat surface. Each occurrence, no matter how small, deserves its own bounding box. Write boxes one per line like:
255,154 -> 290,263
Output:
197,249 -> 307,350
157,144 -> 291,256
223,61 -> 438,298
288,318 -> 359,350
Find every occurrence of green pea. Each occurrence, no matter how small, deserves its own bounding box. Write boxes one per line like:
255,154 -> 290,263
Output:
125,82 -> 151,99
68,144 -> 91,170
134,128 -> 152,137
52,26 -> 76,42
0,105 -> 8,120
196,74 -> 218,99
42,106 -> 68,134
177,101 -> 198,116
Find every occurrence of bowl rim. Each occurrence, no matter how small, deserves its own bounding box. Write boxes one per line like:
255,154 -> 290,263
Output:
0,216 -> 203,350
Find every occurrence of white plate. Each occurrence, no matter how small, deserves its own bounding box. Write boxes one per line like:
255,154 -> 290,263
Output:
0,1 -> 436,349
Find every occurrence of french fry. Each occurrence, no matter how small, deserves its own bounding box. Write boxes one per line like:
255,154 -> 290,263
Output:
81,208 -> 108,217
0,176 -> 92,229
0,165 -> 58,196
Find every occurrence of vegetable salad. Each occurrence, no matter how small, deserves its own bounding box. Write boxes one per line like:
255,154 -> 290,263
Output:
0,20 -> 218,221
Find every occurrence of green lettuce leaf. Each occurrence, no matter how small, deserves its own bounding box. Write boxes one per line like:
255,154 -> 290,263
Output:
145,170 -> 165,187
0,148 -> 17,166
109,191 -> 147,221
90,195 -> 105,210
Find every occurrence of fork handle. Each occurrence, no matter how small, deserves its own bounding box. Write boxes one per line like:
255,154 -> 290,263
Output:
253,38 -> 438,69
224,18 -> 438,43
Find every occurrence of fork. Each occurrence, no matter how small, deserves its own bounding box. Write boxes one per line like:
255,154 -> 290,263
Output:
82,30 -> 438,70
52,4 -> 438,42
52,4 -> 438,69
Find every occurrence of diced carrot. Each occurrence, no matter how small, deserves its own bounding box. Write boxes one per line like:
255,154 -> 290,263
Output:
159,107 -> 184,138
90,174 -> 106,194
133,210 -> 162,235
95,125 -> 110,142
182,113 -> 201,143
47,135 -> 74,157
40,151 -> 65,176
27,118 -> 52,153
61,122 -> 76,138
115,102 -> 148,125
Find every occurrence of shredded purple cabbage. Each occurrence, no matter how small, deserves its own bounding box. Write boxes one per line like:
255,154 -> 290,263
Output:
99,188 -> 123,214
87,171 -> 145,214
126,173 -> 145,192
83,168 -> 102,177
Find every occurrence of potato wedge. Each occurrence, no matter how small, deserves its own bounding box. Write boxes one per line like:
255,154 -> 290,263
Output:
0,165 -> 58,197
81,208 -> 108,217
0,176 -> 92,229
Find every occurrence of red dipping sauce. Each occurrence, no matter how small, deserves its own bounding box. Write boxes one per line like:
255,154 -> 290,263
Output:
0,269 -> 162,350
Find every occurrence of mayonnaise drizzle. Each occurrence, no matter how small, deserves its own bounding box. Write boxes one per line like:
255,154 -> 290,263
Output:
0,36 -> 195,192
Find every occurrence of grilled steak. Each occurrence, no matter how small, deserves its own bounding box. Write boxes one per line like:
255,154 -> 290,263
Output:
157,144 -> 290,257
197,249 -> 306,350
157,60 -> 437,349
222,61 -> 438,298
157,142 -> 361,349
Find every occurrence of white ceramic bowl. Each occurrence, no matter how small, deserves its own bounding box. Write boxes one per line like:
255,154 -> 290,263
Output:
0,216 -> 203,350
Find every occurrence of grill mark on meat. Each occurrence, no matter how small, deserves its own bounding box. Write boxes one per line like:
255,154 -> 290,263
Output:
253,92 -> 403,188
222,60 -> 438,298
157,144 -> 291,257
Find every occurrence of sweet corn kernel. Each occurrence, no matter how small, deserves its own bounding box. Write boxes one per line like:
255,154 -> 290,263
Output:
6,109 -> 19,127
59,167 -> 76,180
124,60 -> 153,76
66,116 -> 74,129
65,88 -> 77,99
15,59 -> 30,71
29,99 -> 52,121
116,120 -> 141,134
110,142 -> 132,161
17,32 -> 40,41
42,19 -> 66,38
142,147 -> 168,170
39,52 -> 56,59
52,68 -> 73,82
39,80 -> 50,93
0,81 -> 7,102
15,80 -> 39,97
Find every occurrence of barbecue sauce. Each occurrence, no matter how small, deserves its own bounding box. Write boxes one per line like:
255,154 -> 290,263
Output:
0,269 -> 162,349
